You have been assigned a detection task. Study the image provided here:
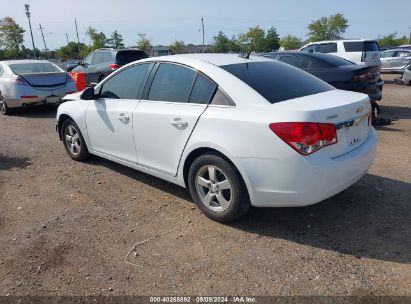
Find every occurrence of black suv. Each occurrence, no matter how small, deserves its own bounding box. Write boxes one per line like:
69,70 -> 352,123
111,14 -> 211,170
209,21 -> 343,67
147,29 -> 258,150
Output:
72,48 -> 148,84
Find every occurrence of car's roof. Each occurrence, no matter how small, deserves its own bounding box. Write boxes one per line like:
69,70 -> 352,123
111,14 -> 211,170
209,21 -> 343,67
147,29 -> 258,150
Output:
95,48 -> 145,53
305,39 -> 376,44
382,48 -> 411,52
1,59 -> 52,65
149,53 -> 271,66
268,50 -> 348,60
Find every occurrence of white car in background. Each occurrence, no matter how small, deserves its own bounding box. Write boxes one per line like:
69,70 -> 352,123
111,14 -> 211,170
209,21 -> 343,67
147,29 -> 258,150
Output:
380,49 -> 411,73
300,39 -> 381,66
0,60 -> 77,115
57,54 -> 377,222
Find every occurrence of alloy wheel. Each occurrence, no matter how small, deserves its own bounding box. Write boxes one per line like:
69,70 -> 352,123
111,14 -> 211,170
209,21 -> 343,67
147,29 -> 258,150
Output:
64,125 -> 81,156
195,165 -> 233,212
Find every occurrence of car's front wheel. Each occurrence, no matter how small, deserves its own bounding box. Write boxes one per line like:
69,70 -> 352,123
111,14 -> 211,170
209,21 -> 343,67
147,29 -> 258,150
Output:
61,119 -> 90,161
188,153 -> 250,222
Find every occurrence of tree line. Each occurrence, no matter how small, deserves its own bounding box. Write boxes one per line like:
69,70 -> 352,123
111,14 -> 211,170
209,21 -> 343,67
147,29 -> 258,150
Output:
0,14 -> 409,60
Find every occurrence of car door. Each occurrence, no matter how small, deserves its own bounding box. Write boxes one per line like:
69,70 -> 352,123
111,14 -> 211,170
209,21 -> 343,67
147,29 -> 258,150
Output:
85,62 -> 153,162
392,51 -> 411,70
133,62 -> 216,176
380,51 -> 396,70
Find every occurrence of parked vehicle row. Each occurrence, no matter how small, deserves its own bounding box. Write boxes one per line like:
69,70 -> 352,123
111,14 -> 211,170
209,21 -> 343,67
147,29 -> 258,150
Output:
299,39 -> 381,66
262,51 -> 383,116
56,54 -> 377,222
0,60 -> 77,115
71,48 -> 148,84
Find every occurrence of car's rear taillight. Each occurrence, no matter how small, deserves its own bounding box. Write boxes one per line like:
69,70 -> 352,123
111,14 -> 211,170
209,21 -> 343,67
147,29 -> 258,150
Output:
11,75 -> 29,86
66,91 -> 77,94
352,70 -> 377,82
269,122 -> 338,155
21,95 -> 38,99
109,63 -> 121,70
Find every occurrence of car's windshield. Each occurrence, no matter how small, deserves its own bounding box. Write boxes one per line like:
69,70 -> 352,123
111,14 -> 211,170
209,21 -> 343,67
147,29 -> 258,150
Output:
221,61 -> 333,104
9,62 -> 62,74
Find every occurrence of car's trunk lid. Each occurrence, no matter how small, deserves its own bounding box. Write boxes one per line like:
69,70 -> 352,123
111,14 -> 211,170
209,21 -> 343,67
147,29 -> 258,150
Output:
19,72 -> 67,87
273,89 -> 371,158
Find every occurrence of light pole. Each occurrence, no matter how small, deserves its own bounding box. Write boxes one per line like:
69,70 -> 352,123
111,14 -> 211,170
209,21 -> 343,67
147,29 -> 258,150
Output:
25,4 -> 37,59
201,17 -> 205,53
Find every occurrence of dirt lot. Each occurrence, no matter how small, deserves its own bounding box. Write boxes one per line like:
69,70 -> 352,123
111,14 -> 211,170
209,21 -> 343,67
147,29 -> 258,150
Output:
0,77 -> 410,298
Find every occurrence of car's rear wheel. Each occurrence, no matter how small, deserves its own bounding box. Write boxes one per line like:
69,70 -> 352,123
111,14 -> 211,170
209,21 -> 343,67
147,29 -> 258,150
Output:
188,153 -> 250,222
371,100 -> 380,118
0,97 -> 12,115
61,119 -> 90,161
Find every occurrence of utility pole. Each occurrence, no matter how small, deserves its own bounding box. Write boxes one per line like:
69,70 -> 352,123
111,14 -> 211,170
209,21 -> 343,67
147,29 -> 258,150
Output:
201,17 -> 205,53
65,33 -> 70,44
409,26 -> 411,44
24,4 -> 37,59
39,23 -> 48,51
74,18 -> 81,58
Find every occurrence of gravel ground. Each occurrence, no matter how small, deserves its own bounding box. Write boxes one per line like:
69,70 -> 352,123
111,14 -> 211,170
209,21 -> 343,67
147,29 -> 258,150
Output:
0,79 -> 410,298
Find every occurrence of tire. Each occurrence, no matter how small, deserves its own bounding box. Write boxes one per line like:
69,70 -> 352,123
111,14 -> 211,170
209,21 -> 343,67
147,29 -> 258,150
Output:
61,118 -> 90,161
188,153 -> 251,222
371,100 -> 380,118
0,98 -> 12,115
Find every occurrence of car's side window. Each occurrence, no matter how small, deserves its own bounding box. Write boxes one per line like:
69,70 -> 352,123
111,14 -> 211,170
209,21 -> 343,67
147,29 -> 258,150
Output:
100,63 -> 151,99
395,51 -> 410,58
102,51 -> 113,62
317,43 -> 337,53
301,45 -> 316,53
189,74 -> 217,104
300,58 -> 312,68
148,63 -> 197,103
84,54 -> 93,65
210,89 -> 235,106
381,51 -> 395,58
92,52 -> 104,65
279,55 -> 302,68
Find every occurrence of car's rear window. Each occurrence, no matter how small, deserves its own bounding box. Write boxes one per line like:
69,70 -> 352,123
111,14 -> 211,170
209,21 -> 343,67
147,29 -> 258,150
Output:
9,62 -> 61,74
344,41 -> 380,52
314,54 -> 354,66
221,61 -> 333,104
116,51 -> 148,65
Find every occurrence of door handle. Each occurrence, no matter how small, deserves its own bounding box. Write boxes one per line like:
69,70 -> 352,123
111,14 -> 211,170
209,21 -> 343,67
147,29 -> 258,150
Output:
119,113 -> 130,122
170,118 -> 188,128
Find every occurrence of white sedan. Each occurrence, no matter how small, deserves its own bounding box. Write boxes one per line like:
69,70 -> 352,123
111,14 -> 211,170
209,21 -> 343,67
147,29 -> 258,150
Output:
57,54 -> 377,222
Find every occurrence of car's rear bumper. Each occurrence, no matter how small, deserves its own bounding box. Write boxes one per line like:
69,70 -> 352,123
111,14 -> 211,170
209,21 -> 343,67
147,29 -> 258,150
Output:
236,127 -> 377,207
6,95 -> 64,108
353,80 -> 384,101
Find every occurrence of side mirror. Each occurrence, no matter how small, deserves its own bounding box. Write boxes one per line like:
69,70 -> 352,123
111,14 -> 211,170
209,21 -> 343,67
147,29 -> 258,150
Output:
80,87 -> 98,100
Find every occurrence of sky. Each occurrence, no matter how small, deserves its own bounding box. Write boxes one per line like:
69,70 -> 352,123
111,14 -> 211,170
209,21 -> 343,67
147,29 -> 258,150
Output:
3,0 -> 411,50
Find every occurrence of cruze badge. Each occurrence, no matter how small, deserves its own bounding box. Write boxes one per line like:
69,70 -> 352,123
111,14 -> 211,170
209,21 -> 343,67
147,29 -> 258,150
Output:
356,106 -> 364,114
